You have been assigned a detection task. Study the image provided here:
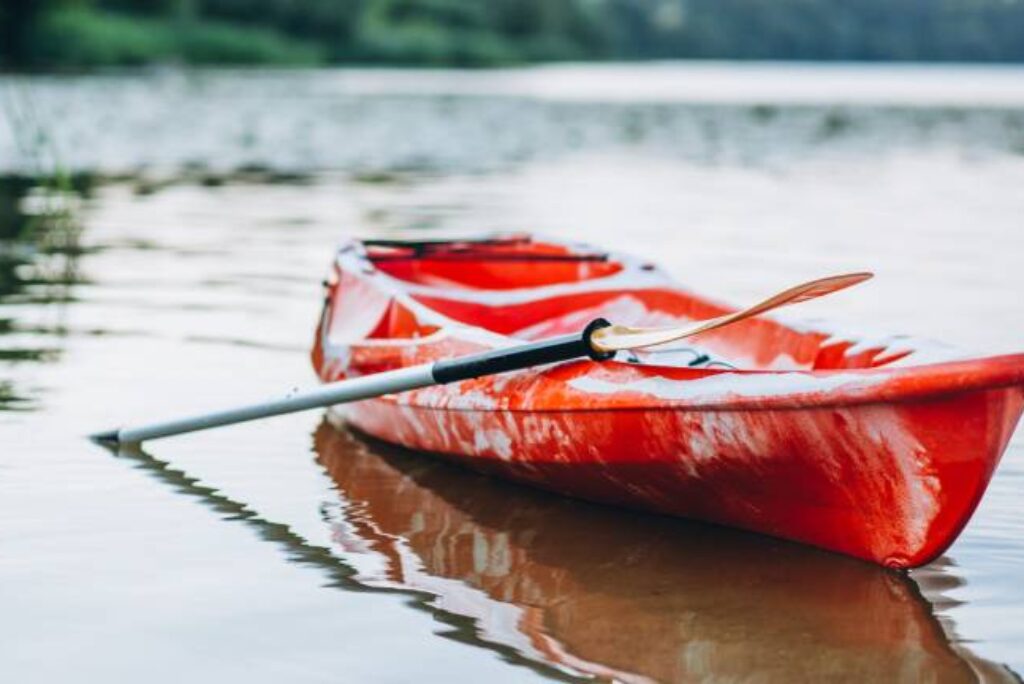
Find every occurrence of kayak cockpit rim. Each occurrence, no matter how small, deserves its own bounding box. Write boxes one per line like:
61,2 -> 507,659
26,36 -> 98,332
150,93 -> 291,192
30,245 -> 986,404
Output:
330,235 -> 956,377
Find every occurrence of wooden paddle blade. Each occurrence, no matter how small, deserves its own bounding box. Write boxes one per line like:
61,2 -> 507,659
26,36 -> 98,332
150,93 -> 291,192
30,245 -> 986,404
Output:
590,272 -> 872,353
741,272 -> 873,318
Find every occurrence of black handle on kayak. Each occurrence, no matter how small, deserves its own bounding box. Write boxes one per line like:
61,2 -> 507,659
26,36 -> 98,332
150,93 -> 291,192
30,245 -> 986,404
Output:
431,318 -> 615,385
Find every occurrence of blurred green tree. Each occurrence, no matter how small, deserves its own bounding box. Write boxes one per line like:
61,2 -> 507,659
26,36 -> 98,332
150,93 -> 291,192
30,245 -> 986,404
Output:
5,0 -> 1024,69
2,0 -> 58,67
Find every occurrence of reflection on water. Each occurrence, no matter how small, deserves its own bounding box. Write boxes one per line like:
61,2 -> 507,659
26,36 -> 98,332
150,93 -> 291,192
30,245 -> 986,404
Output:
107,420 -> 1019,682
0,174 -> 89,408
314,422 -> 1015,683
112,439 -> 583,683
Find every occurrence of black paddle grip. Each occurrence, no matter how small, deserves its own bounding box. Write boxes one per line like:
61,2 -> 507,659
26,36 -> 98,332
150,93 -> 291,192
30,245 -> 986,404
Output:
431,318 -> 614,385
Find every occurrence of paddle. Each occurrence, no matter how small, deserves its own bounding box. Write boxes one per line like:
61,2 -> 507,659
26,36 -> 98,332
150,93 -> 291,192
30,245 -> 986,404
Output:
91,272 -> 870,447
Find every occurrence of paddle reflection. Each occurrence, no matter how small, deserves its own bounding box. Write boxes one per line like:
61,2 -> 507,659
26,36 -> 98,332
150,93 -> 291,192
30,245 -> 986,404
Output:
315,420 -> 1005,683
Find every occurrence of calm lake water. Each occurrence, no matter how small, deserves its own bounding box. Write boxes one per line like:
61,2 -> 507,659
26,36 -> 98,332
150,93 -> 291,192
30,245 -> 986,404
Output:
2,64 -> 1024,682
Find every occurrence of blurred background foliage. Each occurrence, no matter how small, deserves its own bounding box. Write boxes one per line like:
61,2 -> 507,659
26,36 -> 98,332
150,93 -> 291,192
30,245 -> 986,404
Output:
3,0 -> 1024,69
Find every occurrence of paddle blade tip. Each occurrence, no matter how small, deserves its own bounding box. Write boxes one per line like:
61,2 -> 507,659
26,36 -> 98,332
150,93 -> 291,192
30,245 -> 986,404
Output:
826,271 -> 873,289
786,271 -> 874,304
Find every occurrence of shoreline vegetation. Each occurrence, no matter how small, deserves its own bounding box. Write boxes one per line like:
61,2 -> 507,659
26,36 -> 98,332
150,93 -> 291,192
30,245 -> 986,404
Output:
3,1 -> 1024,71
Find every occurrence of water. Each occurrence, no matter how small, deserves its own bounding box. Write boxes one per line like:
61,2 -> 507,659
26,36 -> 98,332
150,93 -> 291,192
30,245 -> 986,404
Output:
1,64 -> 1023,681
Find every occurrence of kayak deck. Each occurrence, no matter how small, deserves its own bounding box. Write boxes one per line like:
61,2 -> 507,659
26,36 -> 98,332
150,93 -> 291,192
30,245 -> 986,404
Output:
312,234 -> 1024,567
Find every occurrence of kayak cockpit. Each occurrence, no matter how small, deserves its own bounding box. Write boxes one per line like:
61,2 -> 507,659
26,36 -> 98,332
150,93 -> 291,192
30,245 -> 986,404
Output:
360,236 -> 922,372
365,237 -> 623,290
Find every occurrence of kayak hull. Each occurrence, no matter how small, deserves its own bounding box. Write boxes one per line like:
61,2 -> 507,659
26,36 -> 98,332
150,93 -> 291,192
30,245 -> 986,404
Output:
313,235 -> 1024,568
341,384 -> 1022,569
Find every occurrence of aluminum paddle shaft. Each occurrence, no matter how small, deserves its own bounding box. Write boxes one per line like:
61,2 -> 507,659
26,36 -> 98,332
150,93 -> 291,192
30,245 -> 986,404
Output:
92,319 -> 613,446
103,364 -> 437,445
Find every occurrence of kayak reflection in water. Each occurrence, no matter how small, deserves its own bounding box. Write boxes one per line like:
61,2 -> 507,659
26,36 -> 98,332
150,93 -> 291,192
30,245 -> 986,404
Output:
314,419 -> 1017,684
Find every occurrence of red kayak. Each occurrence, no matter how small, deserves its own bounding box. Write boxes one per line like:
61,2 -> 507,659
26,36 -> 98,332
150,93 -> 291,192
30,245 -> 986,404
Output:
312,234 -> 1024,568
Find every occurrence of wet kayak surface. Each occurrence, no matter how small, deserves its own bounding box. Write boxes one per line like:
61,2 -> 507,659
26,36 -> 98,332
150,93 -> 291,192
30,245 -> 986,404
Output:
1,64 -> 1023,681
